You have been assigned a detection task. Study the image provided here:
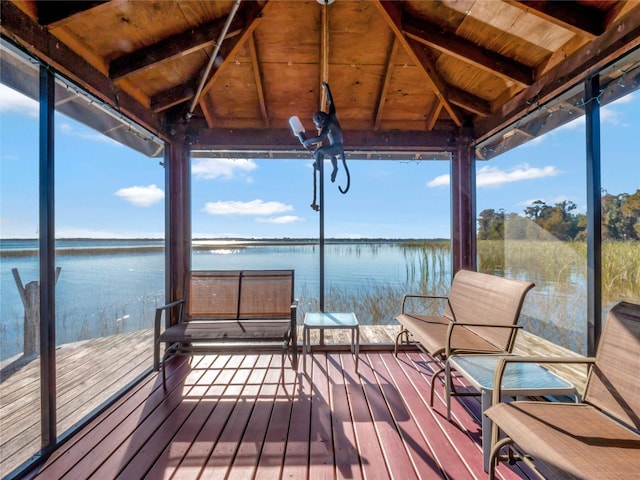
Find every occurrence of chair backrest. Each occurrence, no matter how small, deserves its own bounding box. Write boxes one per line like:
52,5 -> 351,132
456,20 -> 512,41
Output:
184,269 -> 294,321
584,301 -> 640,429
186,270 -> 241,319
445,269 -> 535,351
238,270 -> 294,319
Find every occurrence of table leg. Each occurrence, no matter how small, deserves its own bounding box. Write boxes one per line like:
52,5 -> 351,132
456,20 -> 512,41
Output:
481,388 -> 491,472
445,360 -> 452,421
354,326 -> 359,373
303,326 -> 308,373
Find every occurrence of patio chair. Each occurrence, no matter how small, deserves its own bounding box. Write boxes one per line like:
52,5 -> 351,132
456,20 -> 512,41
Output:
486,301 -> 640,479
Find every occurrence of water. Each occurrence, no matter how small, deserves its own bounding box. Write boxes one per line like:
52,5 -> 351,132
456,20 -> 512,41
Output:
1,239 -> 448,361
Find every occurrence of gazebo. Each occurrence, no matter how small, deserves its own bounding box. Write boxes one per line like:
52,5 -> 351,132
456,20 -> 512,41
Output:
1,1 -> 639,478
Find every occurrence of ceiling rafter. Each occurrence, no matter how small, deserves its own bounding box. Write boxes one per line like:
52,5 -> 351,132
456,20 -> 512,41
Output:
374,37 -> 399,130
447,85 -> 492,116
504,0 -> 607,39
197,1 -> 273,125
109,16 -> 245,80
34,1 -> 108,26
476,4 -> 640,143
148,1 -> 270,117
402,16 -> 534,86
374,0 -> 463,127
248,33 -> 268,128
0,0 -> 165,138
149,41 -> 241,113
424,100 -> 443,131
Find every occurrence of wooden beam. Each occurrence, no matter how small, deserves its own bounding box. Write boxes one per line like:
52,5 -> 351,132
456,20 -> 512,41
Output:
374,0 -> 463,126
374,37 -> 399,130
475,4 -> 640,144
192,127 -> 456,151
34,1 -> 108,26
425,100 -> 443,131
505,0 -> 607,39
447,85 -> 492,116
403,16 -> 534,86
0,1 -> 166,140
197,1 -> 273,121
248,33 -> 269,128
150,81 -> 198,113
109,16 -> 244,79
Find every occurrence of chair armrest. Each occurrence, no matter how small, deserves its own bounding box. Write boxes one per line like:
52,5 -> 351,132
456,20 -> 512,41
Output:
491,356 -> 596,406
444,322 -> 523,357
153,299 -> 184,371
400,293 -> 449,314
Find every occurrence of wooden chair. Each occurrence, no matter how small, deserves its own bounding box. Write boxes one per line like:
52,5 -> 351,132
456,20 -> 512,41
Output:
486,301 -> 640,479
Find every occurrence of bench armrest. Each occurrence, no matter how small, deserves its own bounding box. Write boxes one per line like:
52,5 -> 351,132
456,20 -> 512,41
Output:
444,322 -> 523,357
153,299 -> 184,371
401,294 -> 450,315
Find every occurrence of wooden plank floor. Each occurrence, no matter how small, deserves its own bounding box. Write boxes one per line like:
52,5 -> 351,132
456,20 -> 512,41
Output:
0,326 -> 401,477
17,349 -> 531,480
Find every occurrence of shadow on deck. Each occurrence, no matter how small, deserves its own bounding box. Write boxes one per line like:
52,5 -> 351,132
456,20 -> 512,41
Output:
2,325 -> 583,479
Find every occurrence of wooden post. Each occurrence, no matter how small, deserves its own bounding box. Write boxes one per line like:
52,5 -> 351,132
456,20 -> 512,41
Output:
11,267 -> 61,357
451,126 -> 477,274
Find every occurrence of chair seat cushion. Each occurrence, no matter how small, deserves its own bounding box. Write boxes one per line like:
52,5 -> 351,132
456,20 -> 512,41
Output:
395,314 -> 504,356
159,319 -> 291,343
486,401 -> 640,479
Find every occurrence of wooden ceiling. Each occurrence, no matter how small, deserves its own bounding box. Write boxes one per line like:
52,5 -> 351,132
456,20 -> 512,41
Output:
2,0 -> 640,158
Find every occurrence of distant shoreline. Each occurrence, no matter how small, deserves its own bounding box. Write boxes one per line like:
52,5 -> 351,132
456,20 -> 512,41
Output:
0,238 -> 450,258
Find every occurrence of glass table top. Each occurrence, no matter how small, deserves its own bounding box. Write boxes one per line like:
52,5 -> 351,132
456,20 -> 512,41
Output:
304,312 -> 358,328
450,354 -> 574,391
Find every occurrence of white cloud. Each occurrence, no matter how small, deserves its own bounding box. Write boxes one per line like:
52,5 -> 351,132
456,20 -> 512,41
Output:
192,158 -> 257,180
115,184 -> 164,207
203,199 -> 293,216
256,215 -> 303,224
0,84 -> 39,117
427,174 -> 450,188
476,163 -> 560,187
477,164 -> 560,187
427,163 -> 560,188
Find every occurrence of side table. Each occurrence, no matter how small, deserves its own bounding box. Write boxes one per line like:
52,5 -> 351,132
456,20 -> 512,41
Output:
303,312 -> 359,373
446,354 -> 577,471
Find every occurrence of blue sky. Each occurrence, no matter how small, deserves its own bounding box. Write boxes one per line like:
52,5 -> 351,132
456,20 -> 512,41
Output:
1,84 -> 638,239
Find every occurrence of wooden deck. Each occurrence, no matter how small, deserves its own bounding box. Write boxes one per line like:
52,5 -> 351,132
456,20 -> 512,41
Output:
1,326 -> 400,477
18,349 -> 532,480
1,325 -> 586,479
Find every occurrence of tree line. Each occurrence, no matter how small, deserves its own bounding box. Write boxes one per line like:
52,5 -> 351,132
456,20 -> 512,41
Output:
478,189 -> 640,241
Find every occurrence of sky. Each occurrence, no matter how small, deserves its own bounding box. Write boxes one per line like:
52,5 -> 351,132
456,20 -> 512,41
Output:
1,83 -> 638,240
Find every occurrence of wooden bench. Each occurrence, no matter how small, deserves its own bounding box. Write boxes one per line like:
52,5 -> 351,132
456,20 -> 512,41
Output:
486,301 -> 640,479
153,270 -> 298,385
394,269 -> 535,403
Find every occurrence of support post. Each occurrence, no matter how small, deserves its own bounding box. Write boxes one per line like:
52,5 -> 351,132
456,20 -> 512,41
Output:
319,158 -> 325,347
451,127 -> 476,274
585,76 -> 602,356
39,65 -> 56,449
166,131 -> 191,326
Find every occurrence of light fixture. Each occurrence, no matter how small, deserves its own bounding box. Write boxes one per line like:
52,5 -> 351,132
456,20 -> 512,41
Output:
317,0 -> 335,4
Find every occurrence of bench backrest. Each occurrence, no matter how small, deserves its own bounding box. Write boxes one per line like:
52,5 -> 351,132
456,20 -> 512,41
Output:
584,301 -> 640,429
445,269 -> 535,351
185,270 -> 294,321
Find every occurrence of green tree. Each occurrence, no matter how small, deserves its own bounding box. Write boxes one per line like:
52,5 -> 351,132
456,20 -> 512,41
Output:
477,209 -> 505,240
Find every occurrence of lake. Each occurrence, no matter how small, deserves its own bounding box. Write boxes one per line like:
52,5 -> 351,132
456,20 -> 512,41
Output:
0,238 -> 451,361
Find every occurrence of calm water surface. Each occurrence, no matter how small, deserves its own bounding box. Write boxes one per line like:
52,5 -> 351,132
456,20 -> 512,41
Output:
0,239 -> 446,361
